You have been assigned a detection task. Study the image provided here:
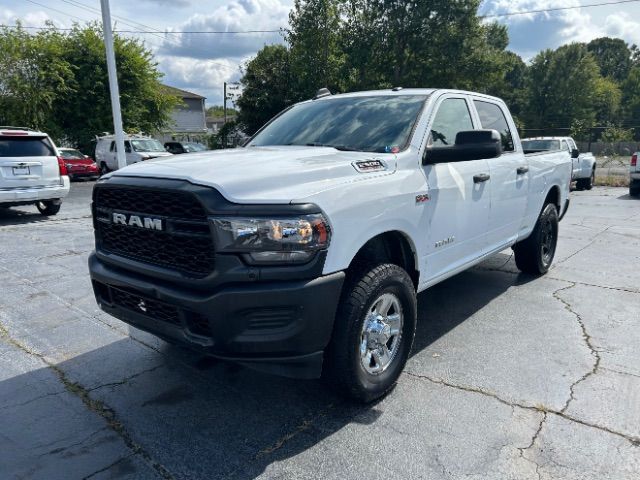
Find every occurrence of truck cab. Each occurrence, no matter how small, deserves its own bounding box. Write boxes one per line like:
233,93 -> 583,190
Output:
89,89 -> 572,402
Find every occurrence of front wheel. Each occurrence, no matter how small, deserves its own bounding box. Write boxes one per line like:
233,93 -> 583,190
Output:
324,263 -> 417,403
513,203 -> 559,275
36,200 -> 61,216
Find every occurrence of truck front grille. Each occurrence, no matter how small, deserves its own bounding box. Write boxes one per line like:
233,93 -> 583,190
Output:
94,186 -> 215,277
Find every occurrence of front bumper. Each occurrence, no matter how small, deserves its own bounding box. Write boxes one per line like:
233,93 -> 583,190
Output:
89,253 -> 345,379
0,177 -> 70,204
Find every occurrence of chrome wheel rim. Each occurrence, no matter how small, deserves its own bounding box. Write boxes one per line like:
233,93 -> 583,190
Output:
360,293 -> 403,375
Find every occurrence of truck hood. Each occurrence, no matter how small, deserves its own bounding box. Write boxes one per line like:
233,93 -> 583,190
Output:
109,146 -> 396,203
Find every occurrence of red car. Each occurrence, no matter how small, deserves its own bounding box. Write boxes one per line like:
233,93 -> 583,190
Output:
58,148 -> 100,181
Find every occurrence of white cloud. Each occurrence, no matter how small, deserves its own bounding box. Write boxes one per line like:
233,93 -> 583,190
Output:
158,55 -> 244,104
159,0 -> 288,60
0,8 -> 64,28
483,0 -> 640,58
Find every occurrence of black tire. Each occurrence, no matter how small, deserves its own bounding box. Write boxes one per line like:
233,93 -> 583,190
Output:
36,200 -> 61,216
513,203 -> 559,275
585,169 -> 595,190
631,187 -> 640,198
99,162 -> 110,176
324,263 -> 417,403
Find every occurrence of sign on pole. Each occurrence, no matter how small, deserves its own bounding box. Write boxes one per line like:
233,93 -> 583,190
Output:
100,0 -> 127,170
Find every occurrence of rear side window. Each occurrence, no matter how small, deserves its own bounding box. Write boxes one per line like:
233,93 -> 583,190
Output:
473,101 -> 515,152
0,136 -> 56,157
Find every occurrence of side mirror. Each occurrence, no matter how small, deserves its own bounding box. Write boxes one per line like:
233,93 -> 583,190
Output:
423,129 -> 503,165
571,148 -> 580,159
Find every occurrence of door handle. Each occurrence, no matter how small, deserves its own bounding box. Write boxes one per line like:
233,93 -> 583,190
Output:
517,166 -> 529,175
473,173 -> 491,184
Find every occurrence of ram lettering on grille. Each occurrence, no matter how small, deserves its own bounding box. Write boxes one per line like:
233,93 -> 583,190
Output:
113,212 -> 163,231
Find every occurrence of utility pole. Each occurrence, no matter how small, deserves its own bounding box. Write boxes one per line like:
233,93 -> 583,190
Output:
223,82 -> 228,124
100,0 -> 126,170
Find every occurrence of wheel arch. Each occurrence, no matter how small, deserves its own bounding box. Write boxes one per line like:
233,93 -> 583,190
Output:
345,230 -> 420,289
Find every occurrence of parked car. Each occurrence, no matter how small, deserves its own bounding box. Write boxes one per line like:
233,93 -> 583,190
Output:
94,134 -> 172,174
89,89 -> 571,402
164,141 -> 208,154
630,152 -> 639,197
522,136 -> 597,190
58,147 -> 99,181
0,126 -> 69,215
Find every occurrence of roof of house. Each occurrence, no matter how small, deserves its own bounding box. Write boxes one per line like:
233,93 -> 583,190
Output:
162,85 -> 206,100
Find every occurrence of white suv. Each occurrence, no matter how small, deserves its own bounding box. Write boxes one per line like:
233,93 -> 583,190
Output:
0,127 -> 70,216
95,134 -> 172,174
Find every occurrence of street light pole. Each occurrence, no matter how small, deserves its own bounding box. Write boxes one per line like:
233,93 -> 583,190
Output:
100,0 -> 126,170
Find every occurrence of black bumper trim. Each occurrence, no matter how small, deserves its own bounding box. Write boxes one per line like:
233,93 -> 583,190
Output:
89,254 -> 345,379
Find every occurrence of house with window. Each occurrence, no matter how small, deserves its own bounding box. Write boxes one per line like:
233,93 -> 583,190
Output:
156,85 -> 208,144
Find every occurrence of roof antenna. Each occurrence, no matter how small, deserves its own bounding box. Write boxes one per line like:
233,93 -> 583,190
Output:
314,88 -> 332,100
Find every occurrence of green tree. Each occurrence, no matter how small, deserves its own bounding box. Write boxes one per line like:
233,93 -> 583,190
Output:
587,37 -> 632,83
525,44 -> 602,129
236,45 -> 295,135
287,0 -> 344,97
0,24 -> 176,151
206,106 -> 238,117
0,25 -> 73,133
54,24 -> 177,151
601,123 -> 634,142
621,66 -> 640,127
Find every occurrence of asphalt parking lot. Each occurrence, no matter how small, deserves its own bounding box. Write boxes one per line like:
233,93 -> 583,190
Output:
1,182 -> 639,480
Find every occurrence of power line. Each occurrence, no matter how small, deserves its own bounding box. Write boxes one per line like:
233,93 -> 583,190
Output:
481,0 -> 640,18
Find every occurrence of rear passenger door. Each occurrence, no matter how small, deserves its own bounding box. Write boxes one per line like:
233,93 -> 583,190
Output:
421,95 -> 492,281
472,99 -> 529,250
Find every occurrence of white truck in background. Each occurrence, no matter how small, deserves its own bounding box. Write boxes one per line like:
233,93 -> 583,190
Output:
522,137 -> 596,190
94,133 -> 172,174
89,89 -> 572,402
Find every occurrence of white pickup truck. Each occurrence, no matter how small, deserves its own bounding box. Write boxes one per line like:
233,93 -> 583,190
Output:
89,89 -> 571,402
630,152 -> 639,197
0,127 -> 70,215
522,136 -> 596,190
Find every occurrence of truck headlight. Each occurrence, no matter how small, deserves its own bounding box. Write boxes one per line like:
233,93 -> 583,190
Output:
211,214 -> 331,265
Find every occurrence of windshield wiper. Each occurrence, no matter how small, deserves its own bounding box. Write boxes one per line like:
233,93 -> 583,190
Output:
305,143 -> 359,151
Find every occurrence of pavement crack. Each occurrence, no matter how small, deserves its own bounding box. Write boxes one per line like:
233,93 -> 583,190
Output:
254,404 -> 335,459
403,372 -> 640,447
82,454 -> 135,480
0,321 -> 175,480
552,283 -> 602,414
88,364 -> 165,392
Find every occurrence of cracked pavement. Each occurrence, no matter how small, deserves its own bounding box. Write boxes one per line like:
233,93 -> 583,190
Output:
1,183 -> 639,479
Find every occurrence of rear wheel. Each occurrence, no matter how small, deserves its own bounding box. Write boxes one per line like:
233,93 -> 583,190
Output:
99,162 -> 110,176
324,263 -> 417,403
631,186 -> 640,197
513,203 -> 559,275
36,200 -> 61,216
585,169 -> 595,190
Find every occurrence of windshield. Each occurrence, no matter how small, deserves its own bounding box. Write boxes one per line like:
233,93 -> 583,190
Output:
248,95 -> 428,153
522,140 -> 561,151
60,149 -> 84,159
131,139 -> 165,153
184,142 -> 206,152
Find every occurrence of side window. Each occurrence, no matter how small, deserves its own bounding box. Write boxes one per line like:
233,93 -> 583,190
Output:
110,141 -> 115,152
473,101 -> 515,152
429,98 -> 474,146
562,140 -> 570,152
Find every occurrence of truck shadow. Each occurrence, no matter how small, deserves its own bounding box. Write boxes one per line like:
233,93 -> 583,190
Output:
1,253 -> 533,479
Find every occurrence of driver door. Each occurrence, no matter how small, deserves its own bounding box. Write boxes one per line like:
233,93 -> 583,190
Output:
421,95 -> 491,282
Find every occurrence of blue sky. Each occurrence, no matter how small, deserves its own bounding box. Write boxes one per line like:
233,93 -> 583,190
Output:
2,0 -> 640,105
